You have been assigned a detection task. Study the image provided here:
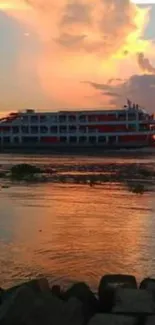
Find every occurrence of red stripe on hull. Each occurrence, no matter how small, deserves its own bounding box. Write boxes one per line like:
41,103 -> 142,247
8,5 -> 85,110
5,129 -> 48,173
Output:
40,137 -> 59,143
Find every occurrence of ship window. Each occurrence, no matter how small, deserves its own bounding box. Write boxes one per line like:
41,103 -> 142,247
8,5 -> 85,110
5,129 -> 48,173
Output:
139,113 -> 143,120
30,115 -> 38,122
13,137 -> 19,144
21,126 -> 29,134
128,113 -> 136,120
69,136 -> 77,143
22,115 -> 29,122
128,124 -> 136,131
60,126 -> 67,133
40,126 -> 48,133
79,115 -> 86,122
30,126 -> 38,134
50,126 -> 58,133
22,136 -> 38,143
40,115 -> 47,122
79,126 -> 86,133
51,115 -> 57,122
117,113 -> 126,120
2,126 -> 10,133
68,115 -> 76,122
88,115 -> 96,122
108,136 -> 116,144
12,126 -> 19,134
69,126 -> 76,133
89,136 -> 96,144
3,137 -> 10,143
139,124 -> 149,131
88,127 -> 96,133
98,136 -> 106,143
60,136 -> 67,143
79,136 -> 87,143
59,115 -> 66,123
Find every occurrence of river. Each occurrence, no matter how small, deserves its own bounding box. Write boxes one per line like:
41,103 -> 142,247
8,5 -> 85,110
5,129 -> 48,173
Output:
0,153 -> 155,290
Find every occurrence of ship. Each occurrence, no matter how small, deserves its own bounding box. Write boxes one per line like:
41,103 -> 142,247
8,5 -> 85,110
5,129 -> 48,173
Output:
0,100 -> 155,151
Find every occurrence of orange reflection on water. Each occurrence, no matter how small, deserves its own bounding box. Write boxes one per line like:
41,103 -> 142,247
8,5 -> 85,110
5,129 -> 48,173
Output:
0,181 -> 154,289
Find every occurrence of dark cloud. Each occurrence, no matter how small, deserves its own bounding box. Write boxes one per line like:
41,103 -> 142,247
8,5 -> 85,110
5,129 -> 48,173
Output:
61,2 -> 92,25
137,52 -> 155,74
55,33 -> 86,46
88,74 -> 155,112
104,91 -> 120,97
108,78 -> 125,84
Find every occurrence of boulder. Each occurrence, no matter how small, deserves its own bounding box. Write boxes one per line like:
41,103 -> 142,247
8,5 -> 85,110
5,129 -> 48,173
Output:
23,293 -> 84,325
88,314 -> 137,325
51,284 -> 63,299
0,288 -> 4,304
2,278 -> 50,302
24,292 -> 65,325
0,286 -> 84,325
112,288 -> 155,315
140,278 -> 155,299
63,282 -> 99,321
0,285 -> 37,324
98,274 -> 137,312
145,315 -> 155,325
64,297 -> 85,325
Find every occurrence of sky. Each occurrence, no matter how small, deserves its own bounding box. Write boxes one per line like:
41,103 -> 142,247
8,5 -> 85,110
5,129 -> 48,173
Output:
0,0 -> 155,113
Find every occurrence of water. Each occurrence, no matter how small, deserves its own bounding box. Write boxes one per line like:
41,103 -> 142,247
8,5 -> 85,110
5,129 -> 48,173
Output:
0,153 -> 155,290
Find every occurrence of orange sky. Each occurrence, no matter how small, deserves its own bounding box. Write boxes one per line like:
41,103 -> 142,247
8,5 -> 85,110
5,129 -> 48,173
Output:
0,0 -> 155,113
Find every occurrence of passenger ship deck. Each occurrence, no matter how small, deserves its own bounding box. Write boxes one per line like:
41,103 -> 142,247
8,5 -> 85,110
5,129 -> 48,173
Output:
0,101 -> 155,149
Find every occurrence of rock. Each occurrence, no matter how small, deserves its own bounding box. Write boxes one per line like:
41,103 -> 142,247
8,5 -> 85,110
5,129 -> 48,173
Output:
2,278 -> 50,302
0,288 -> 4,304
0,286 -> 83,325
145,315 -> 155,325
51,284 -> 64,300
23,293 -> 84,325
63,282 -> 99,321
140,278 -> 155,299
24,292 -> 65,325
98,274 -> 137,312
64,297 -> 84,325
88,314 -> 137,325
112,288 -> 155,315
0,285 -> 37,324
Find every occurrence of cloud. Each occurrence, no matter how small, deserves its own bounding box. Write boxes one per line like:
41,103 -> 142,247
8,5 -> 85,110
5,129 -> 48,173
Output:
88,74 -> 155,112
55,32 -> 86,47
0,0 -> 154,111
56,0 -> 148,55
60,1 -> 92,25
137,52 -> 155,74
13,0 -> 149,57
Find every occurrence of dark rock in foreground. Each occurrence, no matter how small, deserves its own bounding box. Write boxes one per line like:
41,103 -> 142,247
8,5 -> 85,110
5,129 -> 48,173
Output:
88,314 -> 137,325
112,288 -> 155,315
63,282 -> 99,321
1,275 -> 155,324
98,274 -> 137,313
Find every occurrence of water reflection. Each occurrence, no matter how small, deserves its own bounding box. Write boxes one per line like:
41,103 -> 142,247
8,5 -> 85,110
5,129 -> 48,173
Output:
0,175 -> 155,290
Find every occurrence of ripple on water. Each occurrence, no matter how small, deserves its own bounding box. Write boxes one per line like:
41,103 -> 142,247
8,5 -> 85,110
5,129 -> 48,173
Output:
0,154 -> 155,289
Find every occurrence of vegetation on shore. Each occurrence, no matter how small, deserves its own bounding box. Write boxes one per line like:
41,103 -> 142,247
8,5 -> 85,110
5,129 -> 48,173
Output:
0,162 -> 155,194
